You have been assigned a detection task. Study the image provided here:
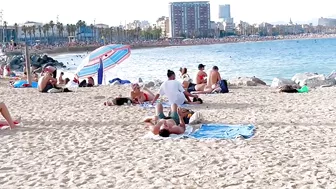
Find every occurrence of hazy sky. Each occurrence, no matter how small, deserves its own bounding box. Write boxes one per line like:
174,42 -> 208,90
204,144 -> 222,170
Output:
1,0 -> 335,26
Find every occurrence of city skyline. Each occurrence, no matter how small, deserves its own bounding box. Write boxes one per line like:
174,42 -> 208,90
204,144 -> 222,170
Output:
0,0 -> 336,26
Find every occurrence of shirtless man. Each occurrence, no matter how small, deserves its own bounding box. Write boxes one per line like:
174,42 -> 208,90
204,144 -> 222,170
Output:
58,72 -> 65,84
196,64 -> 207,84
38,67 -> 57,92
192,66 -> 221,94
145,103 -> 187,137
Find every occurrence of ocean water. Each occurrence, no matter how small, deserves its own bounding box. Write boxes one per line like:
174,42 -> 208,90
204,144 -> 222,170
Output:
52,38 -> 336,84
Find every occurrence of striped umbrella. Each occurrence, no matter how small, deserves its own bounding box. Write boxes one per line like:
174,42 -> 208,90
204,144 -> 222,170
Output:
75,44 -> 131,79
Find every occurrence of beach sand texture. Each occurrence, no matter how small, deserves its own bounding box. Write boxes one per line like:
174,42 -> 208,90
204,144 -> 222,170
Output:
1,82 -> 336,188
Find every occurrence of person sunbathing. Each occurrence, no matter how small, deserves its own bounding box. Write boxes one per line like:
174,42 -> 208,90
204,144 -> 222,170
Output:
144,103 -> 186,137
0,102 -> 19,129
192,66 -> 222,94
130,83 -> 155,104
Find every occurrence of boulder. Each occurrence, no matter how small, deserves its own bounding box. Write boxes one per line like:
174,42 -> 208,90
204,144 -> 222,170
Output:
271,78 -> 297,88
291,73 -> 318,85
144,81 -> 155,88
228,76 -> 267,86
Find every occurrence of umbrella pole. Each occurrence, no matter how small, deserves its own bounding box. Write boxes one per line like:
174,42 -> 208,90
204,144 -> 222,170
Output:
25,45 -> 32,85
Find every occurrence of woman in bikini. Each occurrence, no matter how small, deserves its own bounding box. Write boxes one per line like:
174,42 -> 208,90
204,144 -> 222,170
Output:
130,83 -> 155,104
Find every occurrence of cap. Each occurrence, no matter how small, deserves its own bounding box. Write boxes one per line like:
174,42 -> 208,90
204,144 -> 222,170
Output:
198,64 -> 205,69
44,66 -> 56,73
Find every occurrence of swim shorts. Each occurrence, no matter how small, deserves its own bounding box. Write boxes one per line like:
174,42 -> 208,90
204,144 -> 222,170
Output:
158,112 -> 180,125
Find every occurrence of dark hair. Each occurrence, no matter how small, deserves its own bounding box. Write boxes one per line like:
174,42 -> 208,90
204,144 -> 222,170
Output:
65,78 -> 70,84
24,71 -> 27,75
167,70 -> 175,78
213,66 -> 219,70
159,129 -> 170,137
182,68 -> 187,75
61,72 -> 64,75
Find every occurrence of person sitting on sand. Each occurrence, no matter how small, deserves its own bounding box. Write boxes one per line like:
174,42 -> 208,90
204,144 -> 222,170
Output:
144,103 -> 187,137
65,78 -> 70,85
192,66 -> 222,94
180,67 -> 207,93
58,72 -> 65,84
38,66 -> 71,93
79,77 -> 95,87
152,70 -> 198,105
130,83 -> 155,104
0,102 -> 20,129
196,64 -> 207,84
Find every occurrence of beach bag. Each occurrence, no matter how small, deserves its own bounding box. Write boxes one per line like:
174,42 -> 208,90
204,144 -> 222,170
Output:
219,80 -> 229,93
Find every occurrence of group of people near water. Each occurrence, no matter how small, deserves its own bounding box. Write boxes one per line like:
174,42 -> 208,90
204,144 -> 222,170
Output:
1,63 -> 226,138
105,64 -> 226,137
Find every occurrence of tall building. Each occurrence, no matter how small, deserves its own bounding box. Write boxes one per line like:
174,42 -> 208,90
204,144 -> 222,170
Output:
156,16 -> 170,37
218,4 -> 230,20
318,17 -> 336,27
169,1 -> 211,38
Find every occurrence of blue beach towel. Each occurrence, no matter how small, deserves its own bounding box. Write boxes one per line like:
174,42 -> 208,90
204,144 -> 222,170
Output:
109,78 -> 131,85
191,124 -> 255,139
140,102 -> 193,108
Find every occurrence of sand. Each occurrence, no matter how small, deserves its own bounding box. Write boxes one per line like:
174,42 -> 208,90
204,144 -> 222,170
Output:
0,81 -> 336,189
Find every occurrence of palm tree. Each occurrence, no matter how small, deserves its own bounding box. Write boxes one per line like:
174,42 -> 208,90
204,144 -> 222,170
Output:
3,21 -> 7,42
66,24 -> 71,37
43,24 -> 50,43
22,25 -> 28,42
56,22 -> 62,41
14,23 -> 19,41
49,20 -> 55,42
27,26 -> 32,41
38,25 -> 42,40
90,24 -> 94,42
32,26 -> 36,41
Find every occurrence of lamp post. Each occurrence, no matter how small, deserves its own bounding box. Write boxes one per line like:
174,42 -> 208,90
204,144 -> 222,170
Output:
0,10 -> 3,43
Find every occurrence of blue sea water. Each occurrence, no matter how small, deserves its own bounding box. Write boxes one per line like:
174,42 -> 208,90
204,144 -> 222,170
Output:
52,38 -> 336,84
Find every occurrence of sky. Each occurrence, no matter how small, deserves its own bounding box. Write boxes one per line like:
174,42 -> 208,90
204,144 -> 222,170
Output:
0,0 -> 336,26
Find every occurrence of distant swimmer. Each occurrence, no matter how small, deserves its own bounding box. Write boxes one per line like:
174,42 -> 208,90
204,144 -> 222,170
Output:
229,56 -> 232,58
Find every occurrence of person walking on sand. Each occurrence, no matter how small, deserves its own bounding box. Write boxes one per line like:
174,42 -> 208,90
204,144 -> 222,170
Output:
151,70 -> 198,105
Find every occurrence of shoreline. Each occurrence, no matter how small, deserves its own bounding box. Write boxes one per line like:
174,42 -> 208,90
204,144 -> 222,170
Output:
3,34 -> 336,56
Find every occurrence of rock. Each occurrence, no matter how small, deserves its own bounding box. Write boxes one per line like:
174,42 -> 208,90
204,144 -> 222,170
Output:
144,81 -> 155,88
8,53 -> 66,71
291,73 -> 318,85
271,78 -> 297,88
228,76 -> 267,86
154,79 -> 163,87
292,72 -> 336,88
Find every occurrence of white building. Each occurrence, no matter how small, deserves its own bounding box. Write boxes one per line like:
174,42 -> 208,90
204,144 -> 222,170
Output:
156,16 -> 170,37
219,4 -> 231,20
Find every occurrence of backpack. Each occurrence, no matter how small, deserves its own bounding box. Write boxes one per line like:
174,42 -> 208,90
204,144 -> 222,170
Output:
219,80 -> 229,93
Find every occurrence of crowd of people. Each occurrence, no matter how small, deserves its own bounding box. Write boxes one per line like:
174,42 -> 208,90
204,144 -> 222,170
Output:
105,64 -> 227,137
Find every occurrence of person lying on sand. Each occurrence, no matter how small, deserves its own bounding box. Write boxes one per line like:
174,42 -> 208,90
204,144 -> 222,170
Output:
130,83 -> 155,104
144,103 -> 187,137
0,102 -> 19,129
192,66 -> 222,94
152,70 -> 199,105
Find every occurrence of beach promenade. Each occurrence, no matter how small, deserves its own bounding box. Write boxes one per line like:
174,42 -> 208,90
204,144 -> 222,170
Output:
3,33 -> 336,56
1,80 -> 336,188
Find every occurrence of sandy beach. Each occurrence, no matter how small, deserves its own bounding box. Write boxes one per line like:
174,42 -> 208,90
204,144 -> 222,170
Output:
0,79 -> 336,188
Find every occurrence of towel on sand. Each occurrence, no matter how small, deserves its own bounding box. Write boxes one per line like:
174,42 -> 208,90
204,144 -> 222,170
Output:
140,102 -> 193,108
191,124 -> 255,139
142,125 -> 193,140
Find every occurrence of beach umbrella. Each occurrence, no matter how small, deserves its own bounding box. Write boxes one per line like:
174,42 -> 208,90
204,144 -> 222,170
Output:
75,44 -> 131,80
97,58 -> 103,85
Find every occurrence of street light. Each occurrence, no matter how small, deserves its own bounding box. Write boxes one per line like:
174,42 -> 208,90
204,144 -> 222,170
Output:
0,9 -> 3,43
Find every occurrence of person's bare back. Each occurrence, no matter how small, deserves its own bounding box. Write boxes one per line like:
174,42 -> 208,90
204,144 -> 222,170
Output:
38,74 -> 54,92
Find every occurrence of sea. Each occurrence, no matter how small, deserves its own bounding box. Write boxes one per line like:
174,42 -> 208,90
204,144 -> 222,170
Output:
52,38 -> 336,84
